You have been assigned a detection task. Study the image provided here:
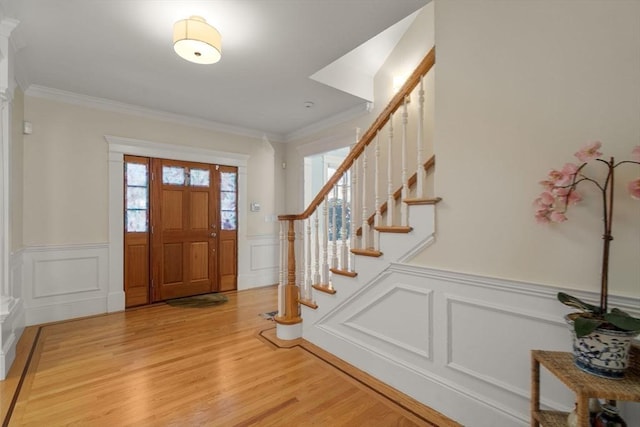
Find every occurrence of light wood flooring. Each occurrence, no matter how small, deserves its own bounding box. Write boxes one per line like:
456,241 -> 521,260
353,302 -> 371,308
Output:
1,285 -> 459,426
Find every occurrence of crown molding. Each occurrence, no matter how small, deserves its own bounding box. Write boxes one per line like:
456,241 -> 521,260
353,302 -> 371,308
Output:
24,84 -> 285,142
284,101 -> 373,143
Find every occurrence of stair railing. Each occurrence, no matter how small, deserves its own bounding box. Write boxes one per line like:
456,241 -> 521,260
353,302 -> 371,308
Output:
275,46 -> 436,327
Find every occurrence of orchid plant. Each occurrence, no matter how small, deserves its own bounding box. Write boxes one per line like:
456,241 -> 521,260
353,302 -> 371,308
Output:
534,142 -> 640,337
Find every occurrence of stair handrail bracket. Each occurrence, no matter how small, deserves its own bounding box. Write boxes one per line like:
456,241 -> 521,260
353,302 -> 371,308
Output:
275,47 -> 436,340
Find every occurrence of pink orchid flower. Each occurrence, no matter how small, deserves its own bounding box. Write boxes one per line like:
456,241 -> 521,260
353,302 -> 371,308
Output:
549,211 -> 567,223
562,163 -> 578,176
566,190 -> 582,205
535,210 -> 551,224
536,191 -> 555,207
629,178 -> 640,200
539,180 -> 555,191
574,141 -> 602,162
548,169 -> 572,186
632,146 -> 640,162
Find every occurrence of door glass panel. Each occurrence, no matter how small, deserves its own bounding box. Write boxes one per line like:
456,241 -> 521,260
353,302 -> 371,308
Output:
127,187 -> 148,209
190,169 -> 210,187
221,211 -> 236,230
125,160 -> 149,233
127,163 -> 147,186
221,172 -> 236,192
127,209 -> 148,232
220,192 -> 236,211
163,166 -> 186,185
220,171 -> 237,230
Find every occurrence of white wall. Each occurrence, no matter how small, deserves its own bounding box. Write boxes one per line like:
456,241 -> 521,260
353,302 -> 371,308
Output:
413,0 -> 640,298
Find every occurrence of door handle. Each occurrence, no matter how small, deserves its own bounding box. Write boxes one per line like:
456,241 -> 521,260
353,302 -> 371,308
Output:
210,232 -> 217,238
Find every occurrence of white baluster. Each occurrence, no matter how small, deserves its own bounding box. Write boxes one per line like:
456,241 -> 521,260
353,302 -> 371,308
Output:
305,217 -> 312,294
416,76 -> 425,199
313,210 -> 320,285
278,220 -> 286,315
400,97 -> 409,227
361,133 -> 369,250
350,129 -> 358,270
386,113 -> 395,226
296,220 -> 307,303
331,185 -> 338,269
340,170 -> 349,270
322,195 -> 330,286
374,130 -> 381,251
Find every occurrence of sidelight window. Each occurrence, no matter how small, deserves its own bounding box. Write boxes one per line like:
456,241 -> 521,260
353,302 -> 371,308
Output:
125,162 -> 149,232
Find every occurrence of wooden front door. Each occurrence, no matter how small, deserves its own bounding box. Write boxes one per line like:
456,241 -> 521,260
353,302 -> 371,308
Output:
124,157 -> 238,306
150,159 -> 218,301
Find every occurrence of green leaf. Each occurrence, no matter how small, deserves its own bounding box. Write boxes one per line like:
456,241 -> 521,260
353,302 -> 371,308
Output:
605,312 -> 640,332
574,316 -> 603,338
557,292 -> 600,313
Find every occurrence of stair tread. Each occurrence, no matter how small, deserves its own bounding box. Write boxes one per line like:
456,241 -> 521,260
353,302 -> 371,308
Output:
351,248 -> 383,257
374,225 -> 413,233
312,284 -> 337,294
330,268 -> 358,278
299,298 -> 318,309
404,197 -> 442,205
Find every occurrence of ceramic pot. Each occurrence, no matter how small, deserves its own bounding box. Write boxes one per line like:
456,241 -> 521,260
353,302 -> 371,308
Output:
565,314 -> 639,379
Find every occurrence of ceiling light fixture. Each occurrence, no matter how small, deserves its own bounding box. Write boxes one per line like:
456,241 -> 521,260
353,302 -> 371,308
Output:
173,15 -> 222,65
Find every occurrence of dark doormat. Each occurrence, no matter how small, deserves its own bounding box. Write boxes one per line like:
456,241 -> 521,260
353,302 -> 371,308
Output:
166,293 -> 229,308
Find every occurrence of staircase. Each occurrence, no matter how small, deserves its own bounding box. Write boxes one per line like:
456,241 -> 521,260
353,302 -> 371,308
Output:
275,46 -> 438,341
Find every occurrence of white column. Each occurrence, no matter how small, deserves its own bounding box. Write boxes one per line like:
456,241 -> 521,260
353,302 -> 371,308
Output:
0,18 -> 20,380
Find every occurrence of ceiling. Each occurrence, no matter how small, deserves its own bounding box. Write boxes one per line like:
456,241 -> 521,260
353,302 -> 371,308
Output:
3,0 -> 428,141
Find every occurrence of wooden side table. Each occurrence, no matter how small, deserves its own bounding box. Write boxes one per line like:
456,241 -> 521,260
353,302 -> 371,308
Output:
531,344 -> 640,427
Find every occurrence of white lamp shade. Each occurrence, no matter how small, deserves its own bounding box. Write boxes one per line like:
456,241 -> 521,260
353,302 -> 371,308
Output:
173,16 -> 221,64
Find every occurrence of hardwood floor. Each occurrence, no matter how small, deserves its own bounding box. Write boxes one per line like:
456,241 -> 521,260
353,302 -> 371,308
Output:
1,286 -> 459,426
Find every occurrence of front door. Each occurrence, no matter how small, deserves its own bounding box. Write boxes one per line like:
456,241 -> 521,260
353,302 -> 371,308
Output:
150,159 -> 214,301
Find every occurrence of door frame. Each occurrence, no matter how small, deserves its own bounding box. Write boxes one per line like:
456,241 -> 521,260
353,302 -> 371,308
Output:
106,135 -> 248,312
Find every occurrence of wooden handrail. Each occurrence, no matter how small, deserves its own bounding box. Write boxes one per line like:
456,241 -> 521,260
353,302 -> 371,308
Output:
278,46 -> 436,222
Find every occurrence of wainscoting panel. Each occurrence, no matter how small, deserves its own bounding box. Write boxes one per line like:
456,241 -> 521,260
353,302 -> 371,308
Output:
238,235 -> 278,290
304,263 -> 640,426
22,244 -> 109,325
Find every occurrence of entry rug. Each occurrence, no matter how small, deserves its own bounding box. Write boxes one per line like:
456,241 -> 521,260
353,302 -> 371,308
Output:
166,293 -> 229,308
260,310 -> 278,321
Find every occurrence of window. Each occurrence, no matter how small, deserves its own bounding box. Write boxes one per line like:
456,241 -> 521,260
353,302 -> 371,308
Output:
220,172 -> 237,230
125,162 -> 149,232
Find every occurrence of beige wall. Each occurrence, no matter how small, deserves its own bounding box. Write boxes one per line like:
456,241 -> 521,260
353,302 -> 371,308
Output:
10,88 -> 24,252
413,0 -> 640,297
23,96 -> 281,246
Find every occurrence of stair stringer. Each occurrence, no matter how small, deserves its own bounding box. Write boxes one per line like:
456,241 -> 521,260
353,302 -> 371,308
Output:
300,203 -> 437,330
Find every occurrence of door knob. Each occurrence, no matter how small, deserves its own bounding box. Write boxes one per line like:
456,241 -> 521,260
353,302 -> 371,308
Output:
210,232 -> 217,237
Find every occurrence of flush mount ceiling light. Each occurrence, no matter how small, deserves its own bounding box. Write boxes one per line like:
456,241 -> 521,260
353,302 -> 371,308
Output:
173,15 -> 221,64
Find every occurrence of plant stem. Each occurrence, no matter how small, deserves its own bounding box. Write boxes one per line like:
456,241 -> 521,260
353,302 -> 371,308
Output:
600,157 -> 614,313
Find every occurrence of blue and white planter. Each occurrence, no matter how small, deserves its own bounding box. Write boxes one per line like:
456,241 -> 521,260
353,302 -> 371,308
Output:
566,314 -> 639,379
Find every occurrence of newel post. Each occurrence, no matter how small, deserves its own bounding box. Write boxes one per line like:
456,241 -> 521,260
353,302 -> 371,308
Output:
275,217 -> 303,340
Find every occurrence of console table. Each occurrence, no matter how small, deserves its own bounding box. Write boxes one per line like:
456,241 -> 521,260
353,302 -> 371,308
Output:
531,344 -> 640,427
